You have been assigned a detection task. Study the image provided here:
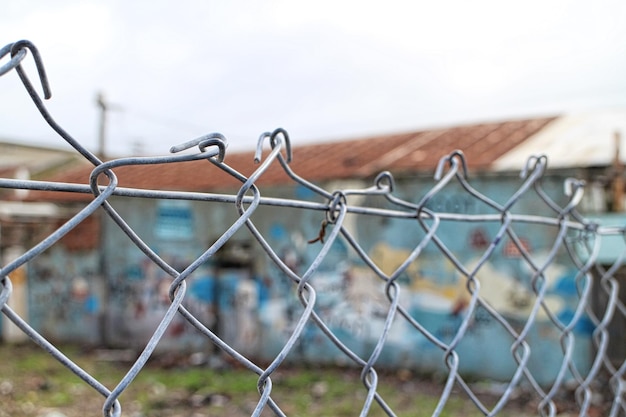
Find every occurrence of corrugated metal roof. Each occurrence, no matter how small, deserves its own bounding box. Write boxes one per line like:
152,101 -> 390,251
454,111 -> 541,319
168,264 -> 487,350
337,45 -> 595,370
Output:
25,116 -> 556,201
492,110 -> 626,171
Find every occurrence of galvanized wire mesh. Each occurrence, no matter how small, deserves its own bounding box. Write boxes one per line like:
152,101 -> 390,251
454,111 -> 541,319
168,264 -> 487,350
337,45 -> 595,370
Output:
2,40 -> 626,417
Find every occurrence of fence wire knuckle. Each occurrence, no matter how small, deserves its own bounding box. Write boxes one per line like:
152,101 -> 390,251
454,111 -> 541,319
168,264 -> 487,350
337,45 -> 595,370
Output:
2,39 -> 626,417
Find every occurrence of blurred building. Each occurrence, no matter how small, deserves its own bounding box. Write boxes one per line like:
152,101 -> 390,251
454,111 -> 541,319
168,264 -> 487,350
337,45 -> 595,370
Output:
4,111 -> 626,383
0,141 -> 88,342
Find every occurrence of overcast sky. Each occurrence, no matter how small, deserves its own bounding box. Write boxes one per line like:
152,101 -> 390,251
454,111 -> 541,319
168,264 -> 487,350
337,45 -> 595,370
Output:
1,0 -> 626,157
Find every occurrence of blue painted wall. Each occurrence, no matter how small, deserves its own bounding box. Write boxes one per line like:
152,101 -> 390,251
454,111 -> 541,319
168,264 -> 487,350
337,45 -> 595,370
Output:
27,171 -> 596,385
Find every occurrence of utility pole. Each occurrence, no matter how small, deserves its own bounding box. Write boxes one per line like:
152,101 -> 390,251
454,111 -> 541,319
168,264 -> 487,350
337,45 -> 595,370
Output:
96,91 -> 109,346
613,131 -> 624,212
96,91 -> 108,160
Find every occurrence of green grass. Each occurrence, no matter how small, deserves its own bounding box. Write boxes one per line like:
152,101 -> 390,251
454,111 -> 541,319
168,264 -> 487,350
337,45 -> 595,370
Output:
0,343 -> 533,417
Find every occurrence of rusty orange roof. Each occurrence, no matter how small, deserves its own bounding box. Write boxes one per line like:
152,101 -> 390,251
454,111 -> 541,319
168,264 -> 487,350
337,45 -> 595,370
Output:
24,116 -> 556,202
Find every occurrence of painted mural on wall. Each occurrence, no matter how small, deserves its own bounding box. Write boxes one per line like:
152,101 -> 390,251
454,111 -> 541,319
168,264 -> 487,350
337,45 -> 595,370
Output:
24,178 -> 595,385
253,181 -> 594,385
255,226 -> 591,382
28,246 -> 102,344
103,199 -> 222,351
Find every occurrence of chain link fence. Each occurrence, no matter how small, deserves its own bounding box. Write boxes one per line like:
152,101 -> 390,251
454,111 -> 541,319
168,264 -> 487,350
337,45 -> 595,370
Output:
1,40 -> 626,417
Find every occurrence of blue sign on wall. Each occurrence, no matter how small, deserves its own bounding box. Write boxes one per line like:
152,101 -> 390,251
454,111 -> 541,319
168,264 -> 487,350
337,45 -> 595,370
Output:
154,200 -> 195,240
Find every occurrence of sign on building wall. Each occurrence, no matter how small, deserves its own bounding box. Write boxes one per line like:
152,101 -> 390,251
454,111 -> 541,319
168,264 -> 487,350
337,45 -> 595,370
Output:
154,200 -> 195,240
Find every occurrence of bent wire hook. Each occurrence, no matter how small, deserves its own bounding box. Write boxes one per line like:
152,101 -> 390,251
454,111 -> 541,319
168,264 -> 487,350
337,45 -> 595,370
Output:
5,40 -> 101,165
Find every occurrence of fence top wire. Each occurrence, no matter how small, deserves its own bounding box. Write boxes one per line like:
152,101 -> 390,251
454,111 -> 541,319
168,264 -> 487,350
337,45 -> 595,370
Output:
1,40 -> 626,417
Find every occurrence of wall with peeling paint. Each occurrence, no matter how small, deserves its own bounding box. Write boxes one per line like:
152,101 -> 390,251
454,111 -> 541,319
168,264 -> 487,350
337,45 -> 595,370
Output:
26,172 -> 594,385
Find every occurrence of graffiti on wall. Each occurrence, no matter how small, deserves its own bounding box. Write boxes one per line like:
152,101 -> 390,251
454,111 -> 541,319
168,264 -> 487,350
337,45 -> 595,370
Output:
29,247 -> 101,343
256,213 -> 594,378
105,248 -> 222,349
26,185 -> 595,381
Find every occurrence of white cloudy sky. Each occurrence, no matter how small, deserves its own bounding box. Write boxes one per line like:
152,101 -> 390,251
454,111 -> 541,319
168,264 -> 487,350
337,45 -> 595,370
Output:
1,0 -> 626,156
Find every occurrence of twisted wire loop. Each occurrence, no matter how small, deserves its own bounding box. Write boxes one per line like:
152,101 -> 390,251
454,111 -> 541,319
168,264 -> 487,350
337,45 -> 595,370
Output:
1,40 -> 626,417
0,43 -> 26,77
